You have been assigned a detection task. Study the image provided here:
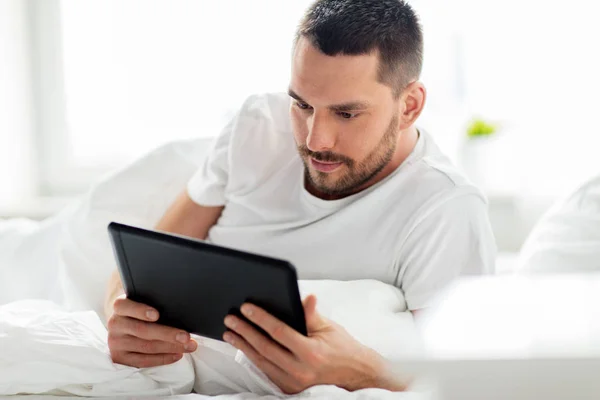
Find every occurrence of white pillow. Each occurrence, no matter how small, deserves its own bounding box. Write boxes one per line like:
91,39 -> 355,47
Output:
518,173 -> 600,273
56,138 -> 212,317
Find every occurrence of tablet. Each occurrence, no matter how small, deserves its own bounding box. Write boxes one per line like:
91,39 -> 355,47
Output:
107,222 -> 307,341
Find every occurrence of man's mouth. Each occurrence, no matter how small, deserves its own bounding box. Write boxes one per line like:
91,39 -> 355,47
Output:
310,157 -> 344,173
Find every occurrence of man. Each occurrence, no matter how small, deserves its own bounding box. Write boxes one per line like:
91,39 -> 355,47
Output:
104,0 -> 496,393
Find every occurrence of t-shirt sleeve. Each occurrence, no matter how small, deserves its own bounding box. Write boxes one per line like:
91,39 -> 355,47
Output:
397,193 -> 497,310
186,115 -> 236,207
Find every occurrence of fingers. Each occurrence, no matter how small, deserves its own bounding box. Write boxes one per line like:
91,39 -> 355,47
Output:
113,296 -> 159,322
109,315 -> 191,344
107,322 -> 196,368
109,297 -> 192,344
301,295 -> 327,331
237,304 -> 308,355
110,335 -> 197,354
224,315 -> 301,371
302,295 -> 317,313
108,297 -> 196,369
113,351 -> 184,369
223,331 -> 301,393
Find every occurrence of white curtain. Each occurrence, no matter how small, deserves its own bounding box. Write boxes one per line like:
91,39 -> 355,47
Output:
0,0 -> 36,206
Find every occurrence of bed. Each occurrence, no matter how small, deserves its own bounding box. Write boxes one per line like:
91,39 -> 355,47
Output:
0,138 -> 438,399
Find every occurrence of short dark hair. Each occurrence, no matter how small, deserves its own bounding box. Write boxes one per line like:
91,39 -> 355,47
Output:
296,0 -> 423,97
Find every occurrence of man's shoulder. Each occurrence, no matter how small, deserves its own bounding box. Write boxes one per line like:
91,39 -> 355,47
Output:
392,131 -> 488,214
226,93 -> 297,178
225,92 -> 292,143
227,92 -> 293,149
237,92 -> 291,126
414,158 -> 484,202
418,131 -> 479,190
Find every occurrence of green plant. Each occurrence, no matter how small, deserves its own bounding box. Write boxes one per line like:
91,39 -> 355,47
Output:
466,118 -> 497,139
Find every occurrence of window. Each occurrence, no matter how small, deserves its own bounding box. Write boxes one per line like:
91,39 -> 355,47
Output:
33,0 -> 600,197
34,0 -> 314,194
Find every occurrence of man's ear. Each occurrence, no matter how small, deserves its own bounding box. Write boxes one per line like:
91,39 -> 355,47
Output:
398,81 -> 426,130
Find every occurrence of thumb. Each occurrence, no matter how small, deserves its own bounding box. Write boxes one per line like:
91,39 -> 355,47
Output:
303,294 -> 326,332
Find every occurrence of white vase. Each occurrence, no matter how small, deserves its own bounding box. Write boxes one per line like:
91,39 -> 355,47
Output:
459,135 -> 499,192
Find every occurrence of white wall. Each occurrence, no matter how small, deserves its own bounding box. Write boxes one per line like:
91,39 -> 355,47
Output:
0,0 -> 36,207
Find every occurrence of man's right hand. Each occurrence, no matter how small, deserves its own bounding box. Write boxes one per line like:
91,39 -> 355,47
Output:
107,295 -> 198,368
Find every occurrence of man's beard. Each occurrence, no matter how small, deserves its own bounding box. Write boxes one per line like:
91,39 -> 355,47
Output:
298,114 -> 399,197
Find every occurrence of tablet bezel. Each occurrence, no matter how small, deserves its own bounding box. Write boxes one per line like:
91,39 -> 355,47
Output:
107,222 -> 308,340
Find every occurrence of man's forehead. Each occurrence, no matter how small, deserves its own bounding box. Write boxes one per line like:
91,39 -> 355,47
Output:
290,38 -> 388,104
292,38 -> 380,83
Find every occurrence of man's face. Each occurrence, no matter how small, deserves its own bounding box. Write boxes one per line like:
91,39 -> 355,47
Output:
289,37 -> 401,198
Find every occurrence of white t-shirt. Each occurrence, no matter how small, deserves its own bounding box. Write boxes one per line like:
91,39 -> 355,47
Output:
188,93 -> 496,310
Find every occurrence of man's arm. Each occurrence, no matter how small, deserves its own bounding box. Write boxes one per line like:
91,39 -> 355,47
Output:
104,190 -> 224,319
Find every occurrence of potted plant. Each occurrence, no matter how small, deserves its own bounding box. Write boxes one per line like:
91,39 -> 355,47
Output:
459,117 -> 499,191
466,118 -> 497,140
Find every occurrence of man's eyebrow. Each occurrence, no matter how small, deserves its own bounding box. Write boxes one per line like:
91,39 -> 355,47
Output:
328,101 -> 371,112
288,89 -> 306,103
288,88 -> 371,111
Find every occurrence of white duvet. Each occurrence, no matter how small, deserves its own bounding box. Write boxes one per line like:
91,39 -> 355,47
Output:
0,139 -> 429,399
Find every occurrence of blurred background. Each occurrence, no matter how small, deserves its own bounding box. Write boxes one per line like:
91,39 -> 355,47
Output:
1,0 -> 598,255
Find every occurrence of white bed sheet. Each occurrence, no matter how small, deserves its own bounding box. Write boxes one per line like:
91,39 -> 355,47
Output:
1,391 -> 432,400
0,279 -> 425,398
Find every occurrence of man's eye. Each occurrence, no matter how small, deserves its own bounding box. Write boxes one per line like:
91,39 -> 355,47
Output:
296,101 -> 311,110
338,112 -> 357,119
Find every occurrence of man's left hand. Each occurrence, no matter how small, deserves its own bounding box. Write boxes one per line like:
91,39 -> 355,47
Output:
223,295 -> 404,394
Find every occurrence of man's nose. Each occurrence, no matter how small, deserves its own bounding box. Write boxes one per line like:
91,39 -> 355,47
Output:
306,112 -> 337,152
